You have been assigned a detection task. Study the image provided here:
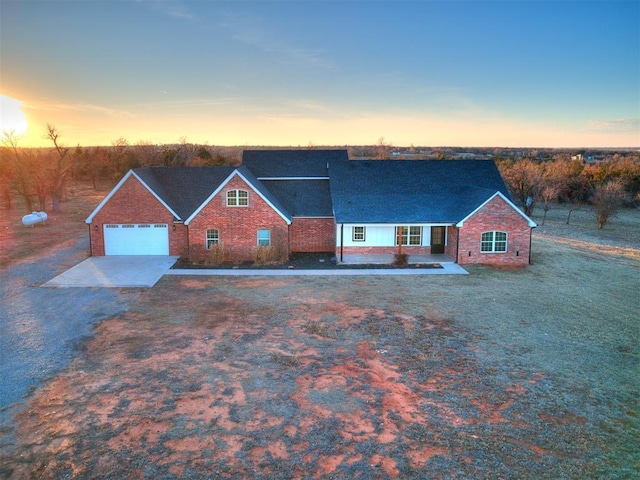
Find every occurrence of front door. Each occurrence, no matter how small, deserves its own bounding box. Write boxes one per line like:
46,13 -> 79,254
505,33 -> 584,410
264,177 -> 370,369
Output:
430,226 -> 445,254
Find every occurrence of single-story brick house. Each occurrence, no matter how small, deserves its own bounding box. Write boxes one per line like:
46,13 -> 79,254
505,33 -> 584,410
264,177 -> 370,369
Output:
86,149 -> 536,266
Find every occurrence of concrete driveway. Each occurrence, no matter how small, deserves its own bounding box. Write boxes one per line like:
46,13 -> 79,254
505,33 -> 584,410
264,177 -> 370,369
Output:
43,256 -> 179,287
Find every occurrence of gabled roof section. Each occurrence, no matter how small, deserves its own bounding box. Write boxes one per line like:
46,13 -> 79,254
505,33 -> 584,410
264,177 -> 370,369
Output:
243,149 -> 348,178
85,169 -> 181,224
329,160 -> 512,224
456,191 -> 537,228
184,166 -> 292,225
135,166 -> 237,221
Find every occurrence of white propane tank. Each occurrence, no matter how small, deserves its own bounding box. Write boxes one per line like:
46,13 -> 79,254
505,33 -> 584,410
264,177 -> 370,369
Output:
22,211 -> 48,226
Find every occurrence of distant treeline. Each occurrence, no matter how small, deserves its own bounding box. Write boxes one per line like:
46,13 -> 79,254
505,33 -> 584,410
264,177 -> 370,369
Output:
1,129 -> 638,225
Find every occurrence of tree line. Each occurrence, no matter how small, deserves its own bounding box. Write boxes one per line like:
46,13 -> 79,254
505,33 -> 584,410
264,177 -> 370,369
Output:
2,127 -> 638,229
0,129 -> 239,214
496,153 -> 639,228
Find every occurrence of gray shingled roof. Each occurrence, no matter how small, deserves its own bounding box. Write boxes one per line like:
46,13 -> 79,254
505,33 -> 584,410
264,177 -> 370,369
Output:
328,160 -> 511,223
242,149 -> 348,177
131,157 -> 512,226
135,166 -> 236,220
134,166 -> 292,222
260,180 -> 333,217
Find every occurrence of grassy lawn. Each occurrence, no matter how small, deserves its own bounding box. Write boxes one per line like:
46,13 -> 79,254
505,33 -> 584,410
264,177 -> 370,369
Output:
1,202 -> 638,479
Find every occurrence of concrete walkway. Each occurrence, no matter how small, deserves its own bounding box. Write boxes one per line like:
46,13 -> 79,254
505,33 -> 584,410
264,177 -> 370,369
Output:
43,255 -> 467,288
167,263 -> 468,276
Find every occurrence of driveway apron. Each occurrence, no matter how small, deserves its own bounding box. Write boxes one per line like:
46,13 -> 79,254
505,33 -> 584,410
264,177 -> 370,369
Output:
43,255 -> 179,288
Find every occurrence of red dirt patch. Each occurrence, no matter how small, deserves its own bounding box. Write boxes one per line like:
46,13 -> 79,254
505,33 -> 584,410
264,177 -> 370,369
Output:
1,276 -> 616,478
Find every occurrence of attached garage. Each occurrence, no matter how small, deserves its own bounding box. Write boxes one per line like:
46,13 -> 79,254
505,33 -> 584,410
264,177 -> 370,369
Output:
104,224 -> 169,255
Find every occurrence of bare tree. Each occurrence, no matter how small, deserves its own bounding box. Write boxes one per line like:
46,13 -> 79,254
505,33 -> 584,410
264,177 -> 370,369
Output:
45,124 -> 73,213
500,159 -> 543,216
538,184 -> 560,226
0,136 -> 15,209
135,141 -> 162,167
107,137 -> 132,182
592,180 -> 625,229
375,137 -> 392,160
1,130 -> 35,211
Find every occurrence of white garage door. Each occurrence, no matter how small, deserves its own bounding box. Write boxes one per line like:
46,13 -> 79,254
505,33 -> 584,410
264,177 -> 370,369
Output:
104,224 -> 169,255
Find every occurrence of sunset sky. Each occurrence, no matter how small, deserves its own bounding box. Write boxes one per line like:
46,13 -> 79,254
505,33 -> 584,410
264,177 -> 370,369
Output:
1,0 -> 638,148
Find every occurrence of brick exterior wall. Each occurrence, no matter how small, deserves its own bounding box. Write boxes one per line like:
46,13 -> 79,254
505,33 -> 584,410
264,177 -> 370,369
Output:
90,172 -> 533,268
186,175 -> 290,263
290,217 -> 336,253
89,175 -> 187,256
445,226 -> 458,258
456,195 -> 533,266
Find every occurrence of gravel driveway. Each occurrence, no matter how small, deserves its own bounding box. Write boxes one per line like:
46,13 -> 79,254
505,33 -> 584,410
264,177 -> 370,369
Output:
0,238 -> 128,431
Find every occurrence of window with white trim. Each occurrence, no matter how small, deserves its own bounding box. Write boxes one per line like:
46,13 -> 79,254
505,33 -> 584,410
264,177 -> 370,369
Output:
481,231 -> 507,252
352,226 -> 366,242
226,189 -> 248,206
206,229 -> 219,249
396,226 -> 422,245
257,229 -> 271,246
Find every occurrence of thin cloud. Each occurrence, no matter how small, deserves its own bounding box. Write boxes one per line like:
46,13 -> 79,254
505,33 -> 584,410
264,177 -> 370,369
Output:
219,11 -> 336,70
25,99 -> 135,118
137,0 -> 195,20
586,118 -> 640,133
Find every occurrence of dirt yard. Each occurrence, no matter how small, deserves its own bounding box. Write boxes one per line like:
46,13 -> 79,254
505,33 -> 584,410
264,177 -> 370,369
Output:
0,201 -> 638,479
0,182 -> 109,269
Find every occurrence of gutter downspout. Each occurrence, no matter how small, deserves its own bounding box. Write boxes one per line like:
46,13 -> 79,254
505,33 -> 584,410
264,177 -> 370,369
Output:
529,228 -> 533,264
455,227 -> 460,264
340,224 -> 344,263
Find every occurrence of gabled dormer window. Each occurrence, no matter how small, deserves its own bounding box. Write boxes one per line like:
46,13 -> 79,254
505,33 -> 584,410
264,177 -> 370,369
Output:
227,189 -> 248,206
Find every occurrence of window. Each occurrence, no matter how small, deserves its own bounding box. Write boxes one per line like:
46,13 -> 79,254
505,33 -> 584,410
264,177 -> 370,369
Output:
481,231 -> 507,253
352,226 -> 366,242
257,229 -> 271,247
396,226 -> 422,245
206,229 -> 219,249
227,189 -> 248,206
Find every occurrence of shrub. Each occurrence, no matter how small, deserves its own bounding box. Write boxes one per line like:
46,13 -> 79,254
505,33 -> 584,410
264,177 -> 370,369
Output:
253,245 -> 287,265
253,235 -> 288,265
392,253 -> 409,267
205,244 -> 225,265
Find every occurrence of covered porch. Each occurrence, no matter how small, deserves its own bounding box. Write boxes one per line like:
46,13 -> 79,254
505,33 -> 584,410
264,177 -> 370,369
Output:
338,253 -> 455,265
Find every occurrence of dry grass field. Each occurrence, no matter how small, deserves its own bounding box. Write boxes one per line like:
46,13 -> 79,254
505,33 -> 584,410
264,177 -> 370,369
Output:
0,195 -> 638,479
0,182 -> 109,268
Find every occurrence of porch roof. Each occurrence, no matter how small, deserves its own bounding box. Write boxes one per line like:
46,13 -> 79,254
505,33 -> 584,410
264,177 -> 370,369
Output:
329,160 -> 510,224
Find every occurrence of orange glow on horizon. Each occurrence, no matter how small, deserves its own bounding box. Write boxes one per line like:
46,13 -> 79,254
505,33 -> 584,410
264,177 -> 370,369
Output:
2,94 -> 637,149
0,95 -> 29,138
